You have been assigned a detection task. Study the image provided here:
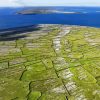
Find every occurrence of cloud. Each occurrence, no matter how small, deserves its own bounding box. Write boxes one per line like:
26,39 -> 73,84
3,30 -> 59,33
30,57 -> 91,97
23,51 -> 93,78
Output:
7,0 -> 34,6
9,0 -> 25,6
0,0 -> 100,7
0,0 -> 22,7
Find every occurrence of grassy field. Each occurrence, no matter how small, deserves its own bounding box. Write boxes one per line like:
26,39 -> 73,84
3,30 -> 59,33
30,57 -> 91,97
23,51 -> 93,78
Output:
0,25 -> 100,100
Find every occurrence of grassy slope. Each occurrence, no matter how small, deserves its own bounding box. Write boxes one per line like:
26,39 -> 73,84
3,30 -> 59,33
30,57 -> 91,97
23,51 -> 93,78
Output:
0,25 -> 100,100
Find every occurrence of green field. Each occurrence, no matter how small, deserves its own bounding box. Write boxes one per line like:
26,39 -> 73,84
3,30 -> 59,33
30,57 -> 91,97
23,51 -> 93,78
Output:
0,25 -> 100,100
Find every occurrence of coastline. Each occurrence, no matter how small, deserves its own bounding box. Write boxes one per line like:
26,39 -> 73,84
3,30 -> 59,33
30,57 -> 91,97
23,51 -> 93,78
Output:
0,25 -> 39,35
0,24 -> 98,35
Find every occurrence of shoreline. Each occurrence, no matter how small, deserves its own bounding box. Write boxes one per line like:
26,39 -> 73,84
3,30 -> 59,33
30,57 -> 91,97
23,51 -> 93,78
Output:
0,25 -> 40,35
0,24 -> 99,35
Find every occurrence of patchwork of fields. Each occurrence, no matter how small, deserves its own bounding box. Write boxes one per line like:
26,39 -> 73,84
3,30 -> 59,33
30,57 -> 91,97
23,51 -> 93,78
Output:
0,25 -> 100,100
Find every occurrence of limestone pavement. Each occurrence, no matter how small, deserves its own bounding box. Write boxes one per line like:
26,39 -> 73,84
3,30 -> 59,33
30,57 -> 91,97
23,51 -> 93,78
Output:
0,25 -> 100,100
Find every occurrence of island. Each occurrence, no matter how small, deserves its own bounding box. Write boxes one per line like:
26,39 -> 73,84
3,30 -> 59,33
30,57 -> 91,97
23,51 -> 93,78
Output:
0,24 -> 100,100
17,8 -> 80,15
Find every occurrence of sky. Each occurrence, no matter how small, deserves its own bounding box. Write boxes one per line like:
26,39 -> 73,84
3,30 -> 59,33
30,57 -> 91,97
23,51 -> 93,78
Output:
0,0 -> 100,7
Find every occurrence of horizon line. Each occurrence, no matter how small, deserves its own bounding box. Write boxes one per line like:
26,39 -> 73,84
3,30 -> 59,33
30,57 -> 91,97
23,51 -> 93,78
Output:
0,5 -> 100,8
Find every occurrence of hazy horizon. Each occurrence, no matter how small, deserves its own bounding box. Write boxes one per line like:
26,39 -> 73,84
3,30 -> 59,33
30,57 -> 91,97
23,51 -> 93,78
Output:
0,0 -> 100,7
0,6 -> 100,8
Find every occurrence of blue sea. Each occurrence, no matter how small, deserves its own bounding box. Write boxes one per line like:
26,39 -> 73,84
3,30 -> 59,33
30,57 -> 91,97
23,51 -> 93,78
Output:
0,6 -> 100,30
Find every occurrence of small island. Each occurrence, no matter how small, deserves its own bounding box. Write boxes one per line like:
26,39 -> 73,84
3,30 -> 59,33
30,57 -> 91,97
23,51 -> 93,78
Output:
17,9 -> 80,15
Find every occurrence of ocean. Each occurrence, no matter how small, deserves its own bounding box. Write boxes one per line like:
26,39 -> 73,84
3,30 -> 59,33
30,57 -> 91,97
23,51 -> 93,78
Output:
0,6 -> 100,30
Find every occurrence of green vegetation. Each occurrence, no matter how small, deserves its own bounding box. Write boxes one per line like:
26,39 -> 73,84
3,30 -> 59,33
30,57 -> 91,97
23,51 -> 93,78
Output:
0,25 -> 100,100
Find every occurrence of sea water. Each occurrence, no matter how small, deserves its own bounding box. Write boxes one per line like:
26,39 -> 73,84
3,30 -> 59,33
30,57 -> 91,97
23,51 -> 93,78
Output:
0,6 -> 100,30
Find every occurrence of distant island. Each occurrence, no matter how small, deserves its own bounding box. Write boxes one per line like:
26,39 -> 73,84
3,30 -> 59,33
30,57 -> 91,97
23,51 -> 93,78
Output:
17,9 -> 80,15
